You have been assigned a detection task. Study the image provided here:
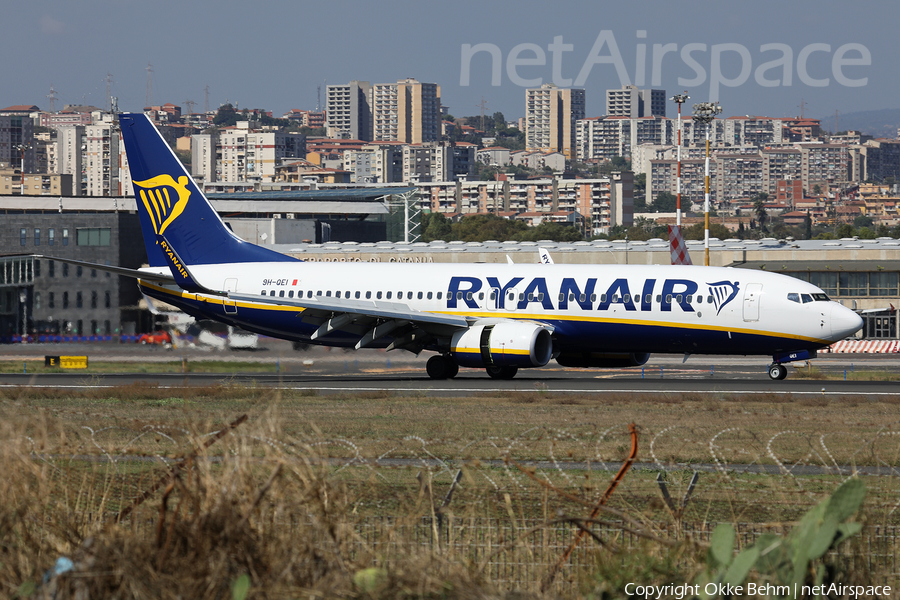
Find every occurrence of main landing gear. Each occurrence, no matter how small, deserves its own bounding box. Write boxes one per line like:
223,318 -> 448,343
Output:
767,363 -> 788,381
426,355 -> 459,380
486,365 -> 518,380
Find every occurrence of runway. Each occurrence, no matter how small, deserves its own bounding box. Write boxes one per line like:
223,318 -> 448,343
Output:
0,339 -> 898,396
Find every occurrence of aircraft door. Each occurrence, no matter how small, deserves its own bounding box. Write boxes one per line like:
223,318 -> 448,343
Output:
742,283 -> 762,322
487,287 -> 501,311
223,278 -> 238,315
505,288 -> 519,312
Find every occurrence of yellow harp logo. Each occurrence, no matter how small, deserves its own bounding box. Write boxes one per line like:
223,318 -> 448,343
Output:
133,175 -> 191,236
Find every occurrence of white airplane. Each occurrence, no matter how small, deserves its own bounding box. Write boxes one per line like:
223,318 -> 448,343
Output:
43,113 -> 863,381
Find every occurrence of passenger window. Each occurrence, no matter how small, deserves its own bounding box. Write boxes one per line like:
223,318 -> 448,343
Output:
335,291 -> 341,298
326,291 -> 332,297
260,290 -> 265,296
288,291 -> 294,298
346,291 -> 351,298
508,293 -> 515,301
590,294 -> 597,302
527,294 -> 534,301
466,292 -> 473,301
612,295 -> 619,303
366,291 -> 372,299
801,294 -> 813,303
645,294 -> 651,304
355,291 -> 361,299
270,291 -> 276,296
787,292 -> 800,303
665,294 -> 672,304
538,293 -> 544,301
518,293 -> 524,301
569,294 -> 575,301
387,291 -> 392,299
427,292 -> 433,300
579,294 -> 586,303
706,295 -> 713,303
316,290 -> 322,296
676,294 -> 683,304
307,291 -> 313,298
279,290 -> 285,297
478,292 -> 484,300
437,292 -> 442,299
418,292 -> 423,299
696,295 -> 702,304
492,291 -> 498,301
457,291 -> 462,300
623,294 -> 630,303
601,294 -> 607,303
656,295 -> 662,303
407,292 -> 413,299
377,291 -> 382,299
686,295 -> 692,303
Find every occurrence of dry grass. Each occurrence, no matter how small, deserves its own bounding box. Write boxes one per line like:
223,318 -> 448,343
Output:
1,387 -> 899,598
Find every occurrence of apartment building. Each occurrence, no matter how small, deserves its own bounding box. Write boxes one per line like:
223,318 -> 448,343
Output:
419,175 -> 631,235
575,116 -> 632,162
402,142 -> 475,182
56,126 -> 85,195
191,133 -> 217,182
723,116 -> 786,146
857,139 -> 900,183
714,154 -> 765,205
216,122 -> 305,183
525,84 -> 585,160
761,148 -> 802,195
372,78 -> 442,144
647,158 -> 713,210
606,85 -> 665,118
0,114 -> 35,173
325,81 -> 372,140
799,143 -> 851,190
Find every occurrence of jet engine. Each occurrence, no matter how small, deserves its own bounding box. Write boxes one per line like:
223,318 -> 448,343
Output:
451,322 -> 553,368
555,351 -> 651,368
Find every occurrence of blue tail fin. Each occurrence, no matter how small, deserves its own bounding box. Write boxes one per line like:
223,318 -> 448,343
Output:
119,112 -> 294,266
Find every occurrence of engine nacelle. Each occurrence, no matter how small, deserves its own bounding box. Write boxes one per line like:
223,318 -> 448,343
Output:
451,322 -> 553,368
556,351 -> 651,369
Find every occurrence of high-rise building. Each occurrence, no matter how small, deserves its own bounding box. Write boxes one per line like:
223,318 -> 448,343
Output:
373,78 -> 441,144
215,122 -> 305,183
606,85 -> 666,118
525,83 -> 585,160
325,81 -> 372,140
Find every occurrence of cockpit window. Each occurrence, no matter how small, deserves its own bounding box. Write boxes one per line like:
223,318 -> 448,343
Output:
787,292 -> 800,303
801,293 -> 813,304
812,293 -> 830,301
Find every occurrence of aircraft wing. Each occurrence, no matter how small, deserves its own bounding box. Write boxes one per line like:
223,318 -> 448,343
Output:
35,255 -> 177,284
228,292 -> 471,351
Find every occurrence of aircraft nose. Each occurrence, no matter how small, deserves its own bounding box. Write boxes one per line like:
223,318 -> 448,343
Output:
830,303 -> 863,340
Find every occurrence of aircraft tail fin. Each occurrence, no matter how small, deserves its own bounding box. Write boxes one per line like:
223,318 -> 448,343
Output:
119,112 -> 294,267
668,225 -> 693,265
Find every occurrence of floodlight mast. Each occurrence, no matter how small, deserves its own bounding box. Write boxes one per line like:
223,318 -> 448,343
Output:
691,101 -> 722,267
671,93 -> 689,228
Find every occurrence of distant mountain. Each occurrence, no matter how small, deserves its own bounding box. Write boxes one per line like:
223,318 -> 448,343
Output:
817,108 -> 900,139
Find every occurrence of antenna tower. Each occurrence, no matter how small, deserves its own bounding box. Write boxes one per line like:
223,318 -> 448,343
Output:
204,85 -> 210,113
477,96 -> 488,131
47,85 -> 58,113
183,99 -> 196,115
799,98 -> 806,119
145,63 -> 154,107
317,84 -> 322,112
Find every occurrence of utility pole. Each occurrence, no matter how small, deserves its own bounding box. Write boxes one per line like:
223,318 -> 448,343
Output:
47,84 -> 58,113
477,97 -> 488,132
105,72 -> 114,112
671,93 -> 689,227
692,101 -> 723,267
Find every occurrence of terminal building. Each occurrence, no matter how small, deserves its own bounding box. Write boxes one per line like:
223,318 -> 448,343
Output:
0,193 -> 897,342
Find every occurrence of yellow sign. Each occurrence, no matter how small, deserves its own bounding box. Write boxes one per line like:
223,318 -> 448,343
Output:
59,356 -> 88,369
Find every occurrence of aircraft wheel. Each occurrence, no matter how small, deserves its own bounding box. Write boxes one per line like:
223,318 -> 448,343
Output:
768,364 -> 788,381
445,359 -> 459,379
486,365 -> 518,380
426,355 -> 450,380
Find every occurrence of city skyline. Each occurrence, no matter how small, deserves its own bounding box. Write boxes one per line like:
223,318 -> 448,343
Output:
1,0 -> 897,123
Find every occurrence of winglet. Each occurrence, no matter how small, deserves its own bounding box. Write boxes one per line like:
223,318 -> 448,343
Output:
157,234 -> 224,296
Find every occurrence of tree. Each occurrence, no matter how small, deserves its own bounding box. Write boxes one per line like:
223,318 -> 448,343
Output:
421,212 -> 452,242
683,222 -> 732,241
853,215 -> 874,229
653,192 -> 677,213
835,223 -> 854,238
753,199 -> 768,232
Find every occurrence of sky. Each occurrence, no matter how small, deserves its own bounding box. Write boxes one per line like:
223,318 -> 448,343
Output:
4,0 -> 898,125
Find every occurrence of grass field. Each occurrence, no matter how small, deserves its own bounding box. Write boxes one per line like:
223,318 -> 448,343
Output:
1,383 -> 899,598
